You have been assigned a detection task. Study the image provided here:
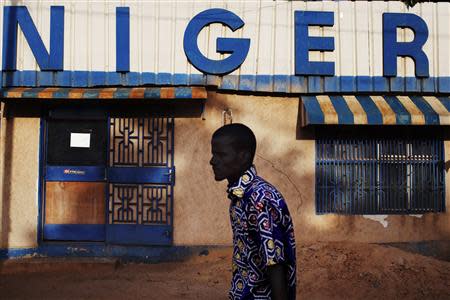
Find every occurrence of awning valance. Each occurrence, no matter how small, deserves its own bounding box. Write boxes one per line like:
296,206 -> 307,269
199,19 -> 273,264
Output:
1,87 -> 207,100
301,95 -> 450,126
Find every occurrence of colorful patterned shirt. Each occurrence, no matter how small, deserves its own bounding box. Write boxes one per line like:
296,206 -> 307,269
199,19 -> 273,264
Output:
227,166 -> 296,300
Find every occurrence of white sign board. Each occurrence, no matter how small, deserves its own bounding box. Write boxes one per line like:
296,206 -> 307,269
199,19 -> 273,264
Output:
70,133 -> 91,148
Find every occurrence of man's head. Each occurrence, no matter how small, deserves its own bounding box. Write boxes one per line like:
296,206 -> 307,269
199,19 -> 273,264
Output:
210,123 -> 256,183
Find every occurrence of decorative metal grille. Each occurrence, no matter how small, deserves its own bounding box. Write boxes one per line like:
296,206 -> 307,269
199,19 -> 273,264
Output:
108,117 -> 174,225
109,184 -> 172,224
109,117 -> 173,167
316,139 -> 445,214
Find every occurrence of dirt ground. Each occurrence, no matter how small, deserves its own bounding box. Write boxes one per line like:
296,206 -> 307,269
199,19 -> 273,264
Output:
0,242 -> 449,300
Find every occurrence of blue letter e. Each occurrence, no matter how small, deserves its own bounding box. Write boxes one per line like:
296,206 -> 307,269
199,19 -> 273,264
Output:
295,11 -> 335,76
383,13 -> 429,77
183,8 -> 250,75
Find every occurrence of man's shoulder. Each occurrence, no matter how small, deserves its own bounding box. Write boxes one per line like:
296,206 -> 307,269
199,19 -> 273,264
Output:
248,176 -> 284,203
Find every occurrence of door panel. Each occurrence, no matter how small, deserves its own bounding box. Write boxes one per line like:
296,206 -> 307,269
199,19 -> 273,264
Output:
44,181 -> 106,241
45,182 -> 106,224
42,113 -> 175,245
106,117 -> 174,245
43,113 -> 107,242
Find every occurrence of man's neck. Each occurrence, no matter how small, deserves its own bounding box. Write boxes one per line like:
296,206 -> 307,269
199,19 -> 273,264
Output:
226,165 -> 252,187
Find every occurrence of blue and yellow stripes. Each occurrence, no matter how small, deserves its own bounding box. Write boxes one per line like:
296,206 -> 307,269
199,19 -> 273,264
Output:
301,95 -> 450,126
1,86 -> 207,100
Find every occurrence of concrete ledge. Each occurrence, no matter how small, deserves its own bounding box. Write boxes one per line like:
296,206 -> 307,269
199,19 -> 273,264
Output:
379,240 -> 450,262
0,243 -> 218,263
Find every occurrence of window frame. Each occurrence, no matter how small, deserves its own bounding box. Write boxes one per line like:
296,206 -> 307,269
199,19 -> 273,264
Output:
315,138 -> 446,215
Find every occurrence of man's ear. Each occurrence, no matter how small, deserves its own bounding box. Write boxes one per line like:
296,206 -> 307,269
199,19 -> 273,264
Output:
239,150 -> 252,166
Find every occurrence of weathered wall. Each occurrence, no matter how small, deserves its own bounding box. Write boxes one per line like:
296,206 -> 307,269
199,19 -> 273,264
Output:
0,95 -> 448,249
0,117 -> 40,249
173,92 -> 450,245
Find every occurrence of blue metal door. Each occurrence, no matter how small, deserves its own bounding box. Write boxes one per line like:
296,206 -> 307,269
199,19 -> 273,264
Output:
106,117 -> 175,245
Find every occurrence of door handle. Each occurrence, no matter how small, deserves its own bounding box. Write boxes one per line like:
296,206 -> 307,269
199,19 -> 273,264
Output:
164,168 -> 175,184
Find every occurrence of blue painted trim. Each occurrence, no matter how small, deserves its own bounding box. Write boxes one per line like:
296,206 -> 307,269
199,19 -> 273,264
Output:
273,75 -> 289,93
256,75 -> 272,92
438,78 -> 450,93
239,75 -> 256,91
189,74 -> 206,85
174,87 -> 192,98
423,77 -> 436,93
45,165 -> 105,182
373,77 -> 390,92
44,224 -> 105,241
324,76 -> 339,92
174,73 -> 188,85
340,77 -> 356,93
3,71 -> 450,94
37,116 -> 45,245
410,96 -> 440,124
0,244 -> 215,261
221,75 -> 239,90
391,77 -> 405,93
291,76 -> 307,93
330,96 -> 354,124
73,71 -> 89,87
23,70 -> 37,86
38,71 -> 53,86
106,224 -> 171,246
56,70 -> 71,86
157,73 -> 172,85
107,167 -> 173,184
357,76 -> 372,92
406,77 -> 421,92
144,88 -> 160,98
23,87 -> 45,97
384,95 -> 411,125
356,95 -> 383,125
0,248 -> 37,259
308,77 -> 322,93
301,96 -> 324,124
437,96 -> 450,112
302,95 -> 448,125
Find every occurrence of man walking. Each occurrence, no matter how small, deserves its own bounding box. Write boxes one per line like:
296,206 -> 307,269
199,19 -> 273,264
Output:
210,123 -> 296,300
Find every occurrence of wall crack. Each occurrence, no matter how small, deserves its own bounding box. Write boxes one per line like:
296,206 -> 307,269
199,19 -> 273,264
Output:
256,153 -> 304,212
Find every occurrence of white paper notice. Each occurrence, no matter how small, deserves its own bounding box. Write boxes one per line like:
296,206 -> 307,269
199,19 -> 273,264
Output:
70,133 -> 91,148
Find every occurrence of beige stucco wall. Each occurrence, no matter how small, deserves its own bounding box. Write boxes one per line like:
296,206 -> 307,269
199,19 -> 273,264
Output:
0,116 -> 40,249
0,94 -> 449,249
173,92 -> 450,245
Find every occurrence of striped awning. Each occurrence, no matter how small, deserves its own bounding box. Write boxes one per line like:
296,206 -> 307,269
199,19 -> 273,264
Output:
301,95 -> 450,126
0,87 -> 207,100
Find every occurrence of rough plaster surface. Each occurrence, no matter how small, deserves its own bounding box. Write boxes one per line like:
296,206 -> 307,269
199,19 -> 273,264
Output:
173,92 -> 450,245
0,117 -> 40,248
362,215 -> 389,228
1,95 -> 449,249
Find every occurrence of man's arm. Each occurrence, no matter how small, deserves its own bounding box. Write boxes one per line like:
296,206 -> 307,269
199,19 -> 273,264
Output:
268,264 -> 288,300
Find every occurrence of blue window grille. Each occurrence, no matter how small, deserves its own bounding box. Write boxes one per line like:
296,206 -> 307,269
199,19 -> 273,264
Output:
316,139 -> 445,214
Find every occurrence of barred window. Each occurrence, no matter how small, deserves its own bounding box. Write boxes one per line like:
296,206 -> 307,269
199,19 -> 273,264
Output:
315,139 -> 445,214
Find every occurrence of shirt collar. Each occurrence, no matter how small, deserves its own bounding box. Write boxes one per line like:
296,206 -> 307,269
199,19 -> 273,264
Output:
227,165 -> 257,199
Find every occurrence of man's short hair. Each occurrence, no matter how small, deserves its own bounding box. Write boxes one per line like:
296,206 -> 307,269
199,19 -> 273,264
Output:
212,123 -> 257,163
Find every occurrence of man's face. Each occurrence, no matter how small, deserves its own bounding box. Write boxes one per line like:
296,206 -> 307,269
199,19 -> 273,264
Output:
210,135 -> 245,182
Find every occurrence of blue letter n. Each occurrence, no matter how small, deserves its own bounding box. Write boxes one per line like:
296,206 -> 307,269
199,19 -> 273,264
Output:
2,6 -> 64,71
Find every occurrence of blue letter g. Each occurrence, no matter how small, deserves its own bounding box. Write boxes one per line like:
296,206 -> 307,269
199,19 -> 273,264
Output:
183,8 -> 250,75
